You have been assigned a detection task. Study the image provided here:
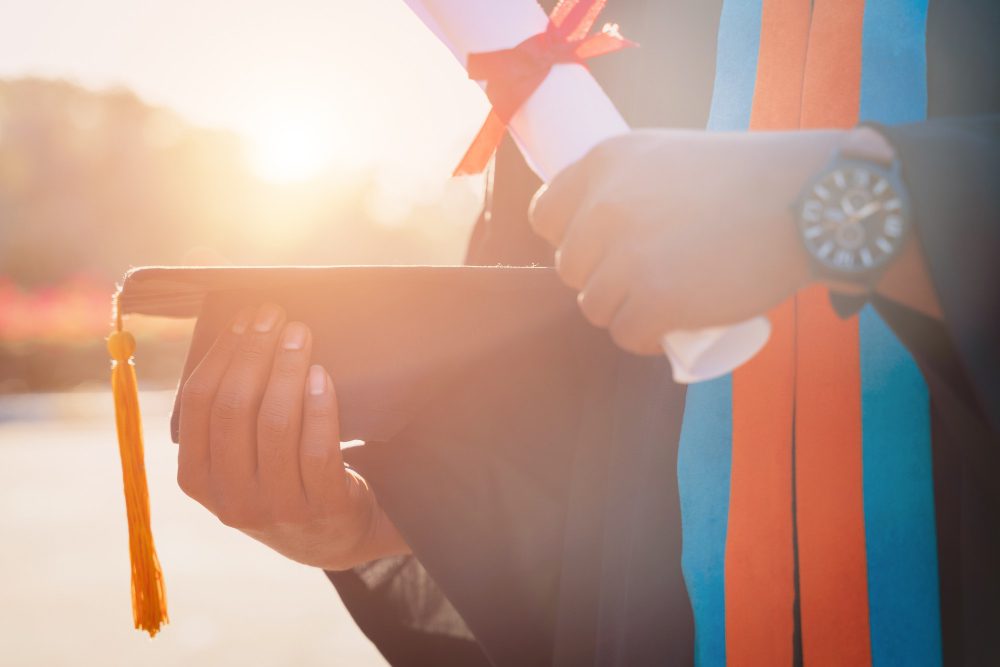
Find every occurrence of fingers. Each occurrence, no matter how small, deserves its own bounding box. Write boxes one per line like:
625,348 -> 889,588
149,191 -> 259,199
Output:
555,202 -> 628,289
255,321 -> 313,517
578,250 -> 670,356
299,365 -> 347,507
577,250 -> 632,328
528,159 -> 590,246
610,293 -> 669,357
178,305 -> 356,541
177,306 -> 252,498
209,303 -> 287,500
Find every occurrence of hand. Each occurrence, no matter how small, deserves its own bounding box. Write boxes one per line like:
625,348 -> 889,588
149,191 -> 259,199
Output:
529,129 -> 847,355
177,303 -> 409,570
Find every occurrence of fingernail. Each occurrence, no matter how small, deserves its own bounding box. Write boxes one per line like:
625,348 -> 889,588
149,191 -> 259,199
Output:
308,365 -> 327,396
231,308 -> 252,334
253,303 -> 281,333
281,322 -> 308,350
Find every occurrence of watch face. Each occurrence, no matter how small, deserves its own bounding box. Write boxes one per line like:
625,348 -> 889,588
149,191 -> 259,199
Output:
798,161 -> 908,274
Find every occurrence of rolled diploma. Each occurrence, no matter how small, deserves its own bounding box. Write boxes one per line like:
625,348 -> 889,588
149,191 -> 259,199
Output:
404,0 -> 771,383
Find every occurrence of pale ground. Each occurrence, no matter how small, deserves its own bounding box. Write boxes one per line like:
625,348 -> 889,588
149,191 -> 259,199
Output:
0,391 -> 387,667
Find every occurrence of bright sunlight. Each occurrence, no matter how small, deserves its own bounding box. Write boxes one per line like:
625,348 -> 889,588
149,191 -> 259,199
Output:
247,121 -> 334,184
245,106 -> 346,184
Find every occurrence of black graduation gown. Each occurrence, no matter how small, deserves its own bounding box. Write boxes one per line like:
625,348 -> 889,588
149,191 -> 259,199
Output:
326,1 -> 721,664
326,0 -> 1000,665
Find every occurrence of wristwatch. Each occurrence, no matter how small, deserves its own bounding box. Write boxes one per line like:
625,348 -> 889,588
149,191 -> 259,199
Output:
795,134 -> 911,288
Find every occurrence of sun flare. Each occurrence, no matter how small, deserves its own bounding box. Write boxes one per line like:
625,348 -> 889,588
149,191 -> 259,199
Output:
248,122 -> 332,184
245,109 -> 341,184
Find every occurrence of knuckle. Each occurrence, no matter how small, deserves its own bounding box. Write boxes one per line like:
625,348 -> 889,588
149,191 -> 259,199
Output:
181,378 -> 213,409
272,352 -> 306,378
258,441 -> 294,474
237,333 -> 274,362
306,400 -> 335,423
238,341 -> 268,363
211,389 -> 249,423
257,406 -> 292,442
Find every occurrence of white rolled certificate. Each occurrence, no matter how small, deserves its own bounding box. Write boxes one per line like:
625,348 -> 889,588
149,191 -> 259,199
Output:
404,0 -> 771,383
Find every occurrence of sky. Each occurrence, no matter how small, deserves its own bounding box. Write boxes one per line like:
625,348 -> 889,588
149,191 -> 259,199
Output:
0,0 -> 490,183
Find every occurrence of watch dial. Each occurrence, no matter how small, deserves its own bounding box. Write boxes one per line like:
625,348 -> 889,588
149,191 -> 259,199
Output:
798,164 -> 907,274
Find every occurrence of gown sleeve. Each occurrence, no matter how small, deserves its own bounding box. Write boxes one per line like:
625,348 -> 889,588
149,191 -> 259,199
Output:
879,115 -> 1000,431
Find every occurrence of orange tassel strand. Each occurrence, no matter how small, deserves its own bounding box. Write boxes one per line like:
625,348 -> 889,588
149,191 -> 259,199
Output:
108,298 -> 168,637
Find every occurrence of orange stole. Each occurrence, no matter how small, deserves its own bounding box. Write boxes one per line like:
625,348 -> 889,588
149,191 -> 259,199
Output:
795,2 -> 872,665
725,1 -> 810,663
725,0 -> 872,665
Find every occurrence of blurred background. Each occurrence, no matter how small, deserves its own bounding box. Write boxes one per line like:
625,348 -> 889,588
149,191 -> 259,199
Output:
0,0 -> 491,664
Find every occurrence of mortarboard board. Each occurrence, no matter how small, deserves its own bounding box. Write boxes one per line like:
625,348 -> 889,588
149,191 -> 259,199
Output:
108,264 -> 620,638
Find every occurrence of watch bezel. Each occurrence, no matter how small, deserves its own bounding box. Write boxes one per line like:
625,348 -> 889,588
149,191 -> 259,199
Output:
794,154 -> 911,284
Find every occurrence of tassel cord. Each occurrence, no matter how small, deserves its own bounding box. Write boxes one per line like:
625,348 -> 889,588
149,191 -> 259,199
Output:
109,296 -> 168,637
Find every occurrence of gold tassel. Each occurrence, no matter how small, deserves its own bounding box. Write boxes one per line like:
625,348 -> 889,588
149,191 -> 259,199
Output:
108,296 -> 168,637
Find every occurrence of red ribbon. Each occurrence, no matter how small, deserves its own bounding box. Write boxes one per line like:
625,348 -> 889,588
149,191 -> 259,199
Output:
453,0 -> 636,176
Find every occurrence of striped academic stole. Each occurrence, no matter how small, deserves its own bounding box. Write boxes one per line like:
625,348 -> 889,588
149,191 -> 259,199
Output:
677,1 -> 941,665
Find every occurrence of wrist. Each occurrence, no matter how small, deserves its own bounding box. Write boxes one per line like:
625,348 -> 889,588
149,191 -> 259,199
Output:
321,469 -> 410,570
779,130 -> 855,291
796,127 -> 905,295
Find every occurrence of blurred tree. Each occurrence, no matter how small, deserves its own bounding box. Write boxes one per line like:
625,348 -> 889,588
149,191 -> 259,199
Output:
0,78 -> 481,288
0,78 -> 483,389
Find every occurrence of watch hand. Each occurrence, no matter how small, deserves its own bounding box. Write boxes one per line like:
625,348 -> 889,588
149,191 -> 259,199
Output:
852,201 -> 882,221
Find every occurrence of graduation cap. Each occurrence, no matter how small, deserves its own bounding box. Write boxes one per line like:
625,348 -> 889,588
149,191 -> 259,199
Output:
107,264 -> 613,638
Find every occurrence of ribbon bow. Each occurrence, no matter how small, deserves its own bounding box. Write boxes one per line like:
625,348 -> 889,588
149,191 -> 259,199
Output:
454,0 -> 636,176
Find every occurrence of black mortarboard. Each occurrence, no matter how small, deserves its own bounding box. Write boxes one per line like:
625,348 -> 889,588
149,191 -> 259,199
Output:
109,264 -> 602,637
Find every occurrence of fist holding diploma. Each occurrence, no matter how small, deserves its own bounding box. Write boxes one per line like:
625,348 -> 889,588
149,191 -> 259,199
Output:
529,130 -> 851,355
404,0 -> 770,381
